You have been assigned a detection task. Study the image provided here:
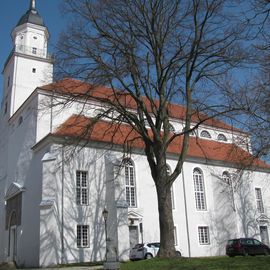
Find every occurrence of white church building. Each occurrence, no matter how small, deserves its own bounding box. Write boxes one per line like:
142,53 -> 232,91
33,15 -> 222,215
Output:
1,1 -> 270,268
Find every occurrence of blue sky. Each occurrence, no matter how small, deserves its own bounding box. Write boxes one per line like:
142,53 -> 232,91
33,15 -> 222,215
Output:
0,0 -> 65,101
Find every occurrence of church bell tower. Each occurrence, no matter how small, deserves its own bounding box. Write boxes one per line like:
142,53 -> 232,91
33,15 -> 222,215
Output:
1,0 -> 53,117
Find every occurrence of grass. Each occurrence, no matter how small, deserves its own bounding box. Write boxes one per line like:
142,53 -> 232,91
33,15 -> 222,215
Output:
120,256 -> 270,270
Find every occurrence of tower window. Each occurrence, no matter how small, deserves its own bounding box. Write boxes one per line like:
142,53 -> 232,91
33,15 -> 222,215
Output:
7,76 -> 10,87
32,47 -> 37,54
32,68 -> 36,73
33,36 -> 37,40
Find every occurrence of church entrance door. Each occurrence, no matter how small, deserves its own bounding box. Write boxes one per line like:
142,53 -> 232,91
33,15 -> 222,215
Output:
129,226 -> 139,248
9,225 -> 17,262
260,226 -> 269,246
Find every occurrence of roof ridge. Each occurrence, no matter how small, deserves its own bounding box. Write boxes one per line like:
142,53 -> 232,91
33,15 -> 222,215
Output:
40,78 -> 245,133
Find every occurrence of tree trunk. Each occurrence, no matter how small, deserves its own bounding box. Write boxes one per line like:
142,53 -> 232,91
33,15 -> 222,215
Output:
156,180 -> 176,257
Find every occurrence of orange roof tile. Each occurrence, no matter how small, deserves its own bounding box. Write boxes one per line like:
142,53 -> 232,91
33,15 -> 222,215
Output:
53,115 -> 269,170
40,78 -> 243,133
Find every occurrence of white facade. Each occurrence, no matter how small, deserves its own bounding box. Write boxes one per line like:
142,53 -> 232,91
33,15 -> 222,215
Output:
0,2 -> 270,268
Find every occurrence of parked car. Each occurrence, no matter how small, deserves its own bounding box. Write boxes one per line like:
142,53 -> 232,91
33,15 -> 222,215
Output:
129,242 -> 181,260
226,238 -> 270,257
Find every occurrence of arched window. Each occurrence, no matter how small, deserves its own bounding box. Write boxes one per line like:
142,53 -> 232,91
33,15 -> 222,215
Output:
200,130 -> 211,139
255,188 -> 264,213
218,134 -> 227,142
193,168 -> 207,210
124,159 -> 137,207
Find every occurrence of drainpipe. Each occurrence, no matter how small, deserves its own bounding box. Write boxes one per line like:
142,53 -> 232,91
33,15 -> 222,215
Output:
61,145 -> 65,264
50,95 -> 53,133
182,166 -> 191,257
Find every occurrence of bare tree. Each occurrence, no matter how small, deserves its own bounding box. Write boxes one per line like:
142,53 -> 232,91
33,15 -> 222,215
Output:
223,0 -> 270,160
55,0 -> 246,257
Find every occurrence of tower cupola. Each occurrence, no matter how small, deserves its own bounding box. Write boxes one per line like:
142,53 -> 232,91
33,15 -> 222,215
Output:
11,0 -> 50,60
16,0 -> 45,27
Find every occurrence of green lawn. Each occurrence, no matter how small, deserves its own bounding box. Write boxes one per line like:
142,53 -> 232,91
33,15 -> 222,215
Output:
120,256 -> 270,270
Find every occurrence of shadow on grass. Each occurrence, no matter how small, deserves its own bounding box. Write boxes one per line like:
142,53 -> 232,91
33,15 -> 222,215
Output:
120,256 -> 270,270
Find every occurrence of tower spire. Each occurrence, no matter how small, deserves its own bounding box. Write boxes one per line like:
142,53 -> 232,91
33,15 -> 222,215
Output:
30,0 -> 36,10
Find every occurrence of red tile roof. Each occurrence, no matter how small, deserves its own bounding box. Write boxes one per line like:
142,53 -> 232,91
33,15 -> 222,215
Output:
40,78 -> 243,133
53,115 -> 270,170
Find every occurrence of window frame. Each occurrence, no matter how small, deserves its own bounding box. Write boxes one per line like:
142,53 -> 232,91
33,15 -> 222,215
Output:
124,159 -> 137,207
255,187 -> 264,213
200,130 -> 211,139
217,133 -> 227,142
32,47 -> 37,54
76,170 -> 89,206
193,168 -> 207,211
77,225 -> 89,248
198,226 -> 210,245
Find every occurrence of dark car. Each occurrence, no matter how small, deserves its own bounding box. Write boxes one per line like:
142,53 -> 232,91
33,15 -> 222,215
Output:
226,238 -> 270,257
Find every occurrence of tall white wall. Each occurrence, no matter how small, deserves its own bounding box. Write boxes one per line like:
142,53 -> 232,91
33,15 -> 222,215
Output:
0,94 -> 45,267
36,138 -> 270,266
39,145 -> 110,266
